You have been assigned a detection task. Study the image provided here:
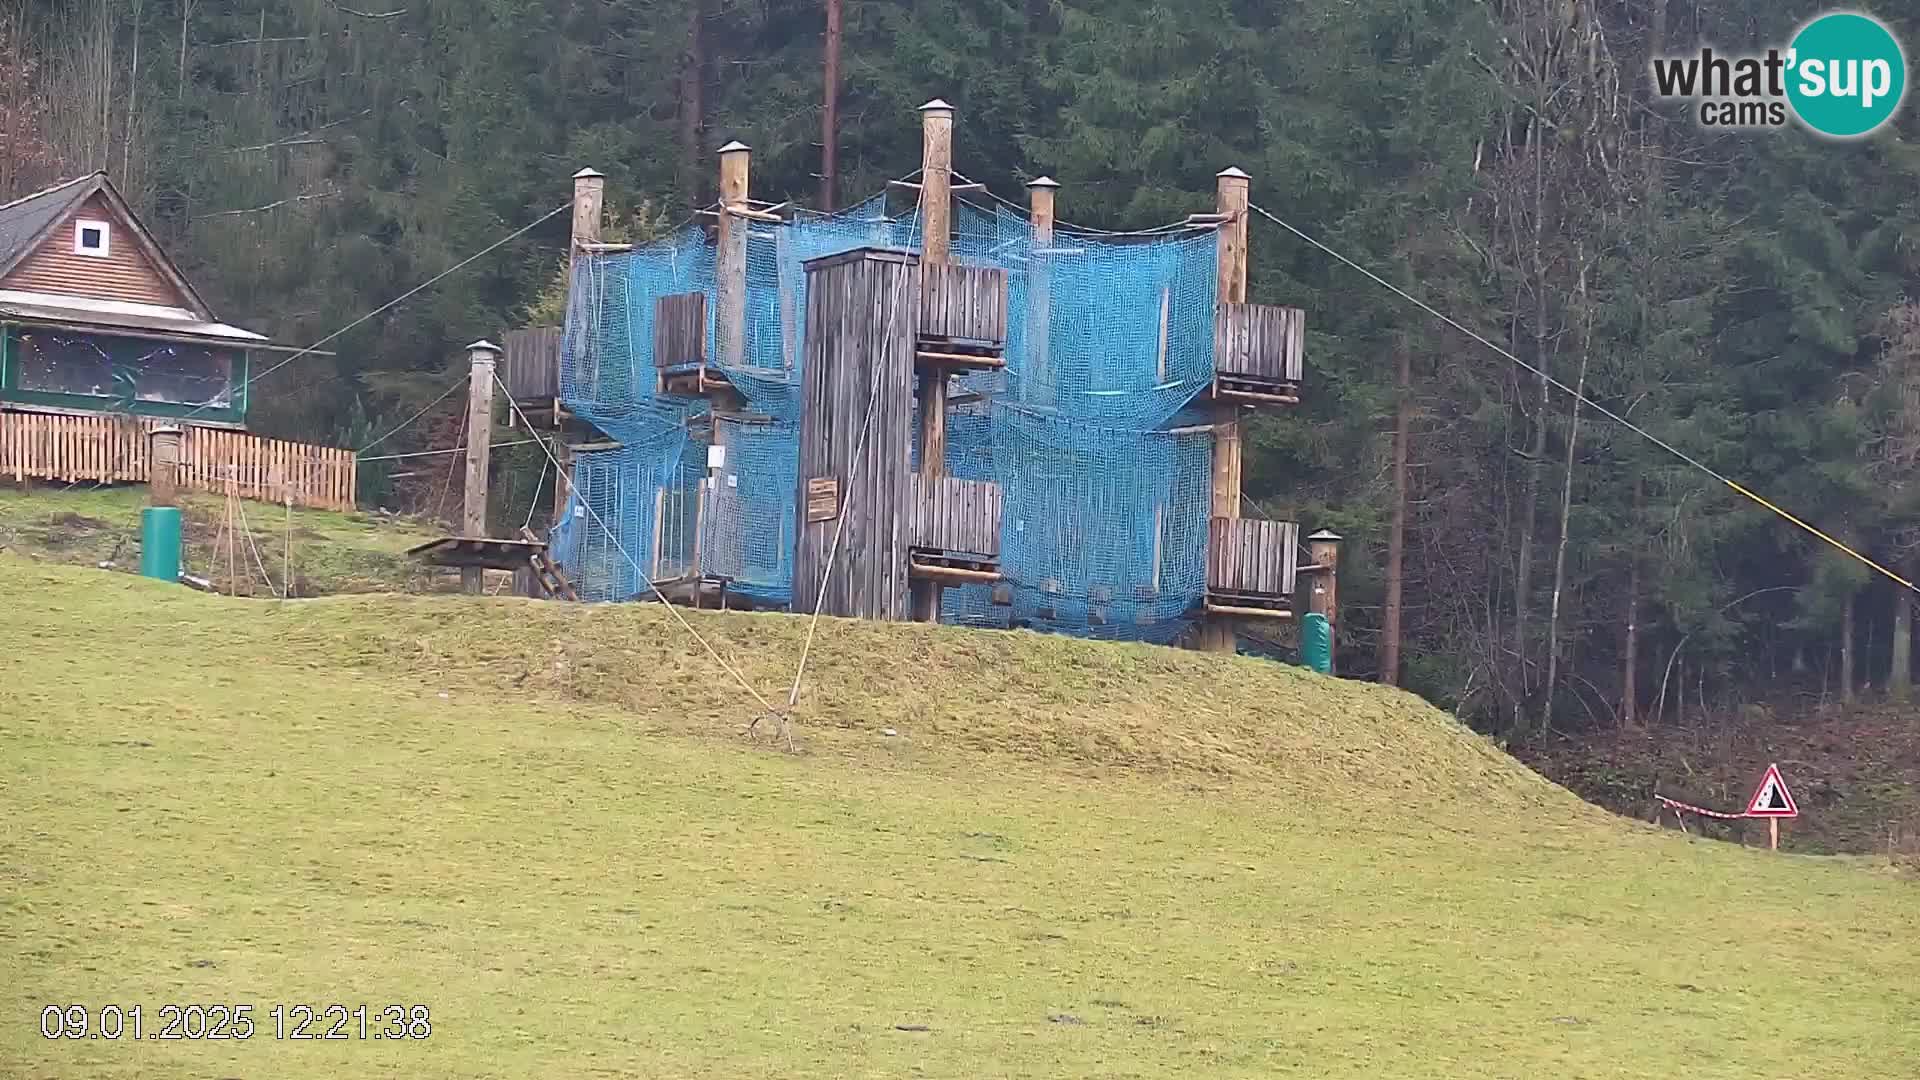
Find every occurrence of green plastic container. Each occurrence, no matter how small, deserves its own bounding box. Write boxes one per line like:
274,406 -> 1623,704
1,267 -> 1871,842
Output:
1301,612 -> 1332,674
140,506 -> 183,582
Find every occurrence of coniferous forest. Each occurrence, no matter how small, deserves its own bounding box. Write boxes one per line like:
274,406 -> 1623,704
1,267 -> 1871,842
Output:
4,0 -> 1918,753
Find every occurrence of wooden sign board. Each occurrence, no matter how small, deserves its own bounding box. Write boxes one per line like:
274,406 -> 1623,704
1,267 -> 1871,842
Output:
805,476 -> 840,523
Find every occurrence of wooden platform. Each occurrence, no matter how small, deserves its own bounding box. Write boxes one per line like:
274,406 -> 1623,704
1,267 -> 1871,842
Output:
408,535 -> 547,570
658,365 -> 739,399
914,338 -> 1006,372
647,573 -> 749,610
908,548 -> 1001,584
1202,588 -> 1294,620
1211,373 -> 1300,405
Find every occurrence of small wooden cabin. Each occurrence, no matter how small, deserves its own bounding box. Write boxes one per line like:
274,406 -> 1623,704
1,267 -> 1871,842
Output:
0,172 -> 267,428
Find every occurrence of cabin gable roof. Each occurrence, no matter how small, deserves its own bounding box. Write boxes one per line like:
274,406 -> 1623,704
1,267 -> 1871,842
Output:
0,172 -> 215,320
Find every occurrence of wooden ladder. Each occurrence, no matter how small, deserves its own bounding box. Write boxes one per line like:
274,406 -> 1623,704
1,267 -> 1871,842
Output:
520,527 -> 579,601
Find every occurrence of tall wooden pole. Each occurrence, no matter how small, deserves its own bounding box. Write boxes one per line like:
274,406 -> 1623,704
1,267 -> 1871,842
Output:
702,142 -> 753,581
1307,529 -> 1343,675
462,340 -> 502,595
1198,167 -> 1251,653
552,169 -> 604,534
716,141 -> 751,371
911,99 -> 955,623
1027,176 -> 1058,408
820,0 -> 842,212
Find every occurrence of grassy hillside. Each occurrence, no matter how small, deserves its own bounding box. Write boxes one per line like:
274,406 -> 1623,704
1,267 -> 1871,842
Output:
0,484 -> 445,595
2,556 -> 1916,1079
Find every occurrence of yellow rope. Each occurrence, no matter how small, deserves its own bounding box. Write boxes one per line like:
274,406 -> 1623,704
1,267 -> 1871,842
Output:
1248,201 -> 1918,597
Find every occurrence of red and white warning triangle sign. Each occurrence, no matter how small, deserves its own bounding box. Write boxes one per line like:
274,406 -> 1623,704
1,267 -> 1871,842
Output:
1743,763 -> 1799,818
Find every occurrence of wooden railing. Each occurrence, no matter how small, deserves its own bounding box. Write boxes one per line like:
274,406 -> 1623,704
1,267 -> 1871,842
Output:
918,263 -> 1009,346
909,474 -> 1002,558
1214,302 -> 1305,383
654,292 -> 708,369
0,411 -> 357,511
501,326 -> 563,402
1207,517 -> 1299,597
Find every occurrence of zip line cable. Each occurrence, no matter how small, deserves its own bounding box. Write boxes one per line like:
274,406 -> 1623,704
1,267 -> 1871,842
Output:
1246,201 -> 1920,597
180,202 -> 571,423
358,438 -> 540,463
492,372 -> 781,716
356,373 -> 469,455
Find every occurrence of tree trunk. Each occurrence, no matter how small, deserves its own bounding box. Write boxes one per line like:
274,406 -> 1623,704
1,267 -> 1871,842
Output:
178,0 -> 192,100
1380,340 -> 1411,685
1511,109 -> 1552,735
1543,254 -> 1590,732
1841,588 -> 1855,705
820,0 -> 841,212
1622,550 -> 1639,727
679,0 -> 706,206
1892,588 -> 1911,702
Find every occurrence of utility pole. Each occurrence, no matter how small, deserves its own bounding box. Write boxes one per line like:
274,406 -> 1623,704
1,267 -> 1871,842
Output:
910,99 -> 955,623
821,0 -> 842,212
1198,166 -> 1251,654
462,340 -> 502,595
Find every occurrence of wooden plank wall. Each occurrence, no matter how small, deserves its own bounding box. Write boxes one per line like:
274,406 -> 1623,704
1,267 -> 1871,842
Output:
918,263 -> 1008,345
501,327 -> 562,401
2,194 -> 186,308
654,292 -> 709,368
1213,302 -> 1305,382
1206,517 -> 1300,596
792,249 -> 918,620
908,474 -> 1002,558
0,411 -> 357,510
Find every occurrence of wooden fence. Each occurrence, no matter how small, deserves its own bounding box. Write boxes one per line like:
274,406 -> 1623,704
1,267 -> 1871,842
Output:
0,411 -> 357,511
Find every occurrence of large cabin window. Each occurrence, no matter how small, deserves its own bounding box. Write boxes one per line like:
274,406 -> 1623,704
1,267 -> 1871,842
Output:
8,329 -> 235,409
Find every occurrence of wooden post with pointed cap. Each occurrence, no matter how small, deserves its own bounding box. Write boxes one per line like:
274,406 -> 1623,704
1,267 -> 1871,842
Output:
919,99 -> 953,265
148,424 -> 182,507
462,339 -> 502,595
1027,176 -> 1058,408
1306,529 -> 1343,674
551,168 -> 603,532
1198,167 -> 1252,654
911,99 -> 956,622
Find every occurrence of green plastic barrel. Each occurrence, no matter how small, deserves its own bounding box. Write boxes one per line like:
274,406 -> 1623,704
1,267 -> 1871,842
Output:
140,506 -> 183,582
1301,612 -> 1332,674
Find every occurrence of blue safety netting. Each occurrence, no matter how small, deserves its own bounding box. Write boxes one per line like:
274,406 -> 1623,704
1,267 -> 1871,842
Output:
549,189 -> 1229,642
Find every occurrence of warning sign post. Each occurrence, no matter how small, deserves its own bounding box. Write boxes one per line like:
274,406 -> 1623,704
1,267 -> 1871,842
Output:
1743,762 -> 1798,851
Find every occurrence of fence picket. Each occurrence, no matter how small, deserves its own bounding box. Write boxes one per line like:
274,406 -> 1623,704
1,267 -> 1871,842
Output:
0,412 -> 355,511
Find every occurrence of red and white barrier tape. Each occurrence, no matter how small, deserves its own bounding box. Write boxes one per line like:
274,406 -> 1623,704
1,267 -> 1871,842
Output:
1655,794 -> 1749,820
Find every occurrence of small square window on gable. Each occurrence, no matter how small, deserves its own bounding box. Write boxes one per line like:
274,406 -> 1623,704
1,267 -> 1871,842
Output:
73,218 -> 111,258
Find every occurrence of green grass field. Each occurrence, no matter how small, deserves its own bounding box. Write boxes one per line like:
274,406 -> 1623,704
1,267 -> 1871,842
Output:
3,555 -> 1917,1078
0,484 -> 443,595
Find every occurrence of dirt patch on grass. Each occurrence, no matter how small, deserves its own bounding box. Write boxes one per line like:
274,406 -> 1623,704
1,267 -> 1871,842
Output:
48,512 -> 110,531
